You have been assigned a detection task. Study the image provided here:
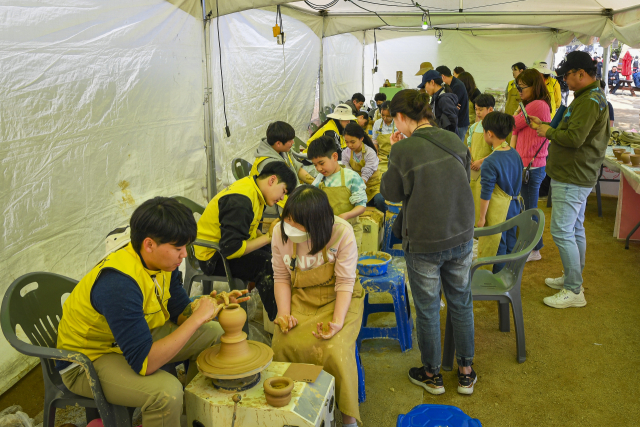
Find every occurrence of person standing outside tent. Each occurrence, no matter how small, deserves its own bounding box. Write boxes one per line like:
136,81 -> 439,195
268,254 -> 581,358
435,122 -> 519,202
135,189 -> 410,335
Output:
251,121 -> 314,186
306,104 -> 357,156
56,198 -> 246,427
529,51 -> 609,309
419,70 -> 459,134
505,62 -> 526,117
511,69 -> 551,263
532,61 -> 561,119
608,66 -> 621,94
436,65 -> 470,141
345,93 -> 365,115
372,100 -> 395,174
380,89 -> 477,395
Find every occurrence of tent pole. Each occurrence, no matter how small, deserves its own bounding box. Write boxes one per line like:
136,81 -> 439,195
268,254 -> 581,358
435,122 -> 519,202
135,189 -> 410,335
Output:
603,45 -> 610,94
362,31 -> 366,96
318,14 -> 325,118
202,0 -> 217,199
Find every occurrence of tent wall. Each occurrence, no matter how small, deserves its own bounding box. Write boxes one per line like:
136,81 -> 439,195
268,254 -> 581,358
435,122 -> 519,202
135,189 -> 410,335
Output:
207,9 -> 321,188
363,30 -> 555,101
321,33 -> 365,109
0,0 -> 206,394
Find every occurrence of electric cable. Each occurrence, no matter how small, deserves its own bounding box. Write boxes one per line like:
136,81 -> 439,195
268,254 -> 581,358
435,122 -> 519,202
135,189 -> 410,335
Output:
215,0 -> 230,137
348,0 -> 391,26
304,0 -> 340,11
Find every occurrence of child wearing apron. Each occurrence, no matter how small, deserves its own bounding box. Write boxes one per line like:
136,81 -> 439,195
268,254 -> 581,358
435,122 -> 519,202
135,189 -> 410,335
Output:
476,112 -> 523,273
372,100 -> 395,174
307,136 -> 367,253
342,122 -> 386,214
271,185 -> 365,427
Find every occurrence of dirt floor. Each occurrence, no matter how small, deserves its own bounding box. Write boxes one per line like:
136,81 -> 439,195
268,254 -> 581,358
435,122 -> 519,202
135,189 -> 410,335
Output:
1,196 -> 638,426
607,90 -> 640,131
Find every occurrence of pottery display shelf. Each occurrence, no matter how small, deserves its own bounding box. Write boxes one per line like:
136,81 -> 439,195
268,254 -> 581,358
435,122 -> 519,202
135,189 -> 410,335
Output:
603,146 -> 640,248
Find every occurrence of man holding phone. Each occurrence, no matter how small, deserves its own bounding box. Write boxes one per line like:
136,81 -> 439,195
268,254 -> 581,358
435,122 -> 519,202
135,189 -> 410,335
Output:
528,51 -> 609,309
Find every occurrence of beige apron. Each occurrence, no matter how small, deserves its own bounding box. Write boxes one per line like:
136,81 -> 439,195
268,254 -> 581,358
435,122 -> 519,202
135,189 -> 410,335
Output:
319,168 -> 363,252
376,121 -> 395,175
472,183 -> 513,271
349,146 -> 381,202
271,243 -> 365,422
468,128 -> 494,181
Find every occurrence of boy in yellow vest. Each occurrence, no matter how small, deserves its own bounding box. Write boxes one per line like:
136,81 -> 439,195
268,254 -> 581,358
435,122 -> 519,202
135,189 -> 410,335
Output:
307,136 -> 367,252
250,121 -> 314,185
195,162 -> 297,321
57,197 -> 242,427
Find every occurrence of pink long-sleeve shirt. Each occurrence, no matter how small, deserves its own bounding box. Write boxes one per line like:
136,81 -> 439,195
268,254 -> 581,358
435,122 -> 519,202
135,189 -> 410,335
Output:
512,99 -> 551,168
271,217 -> 358,293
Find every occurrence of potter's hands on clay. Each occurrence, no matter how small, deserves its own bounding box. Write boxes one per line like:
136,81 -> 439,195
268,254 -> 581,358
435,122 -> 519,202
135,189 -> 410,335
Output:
312,321 -> 343,340
210,290 -> 251,305
274,314 -> 298,333
191,296 -> 222,324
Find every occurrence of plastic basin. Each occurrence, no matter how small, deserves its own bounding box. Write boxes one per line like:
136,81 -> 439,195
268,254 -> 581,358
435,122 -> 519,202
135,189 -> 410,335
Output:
357,251 -> 393,276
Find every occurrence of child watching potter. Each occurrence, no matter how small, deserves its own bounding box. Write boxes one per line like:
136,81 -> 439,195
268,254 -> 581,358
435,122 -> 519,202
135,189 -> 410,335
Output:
270,185 -> 365,427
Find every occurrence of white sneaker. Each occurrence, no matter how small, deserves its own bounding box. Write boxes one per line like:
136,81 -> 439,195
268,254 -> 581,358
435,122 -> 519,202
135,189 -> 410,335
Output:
545,274 -> 584,292
543,289 -> 587,308
526,250 -> 541,262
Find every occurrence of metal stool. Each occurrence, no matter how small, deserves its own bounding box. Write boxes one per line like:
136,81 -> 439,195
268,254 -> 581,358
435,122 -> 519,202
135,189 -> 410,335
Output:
357,266 -> 413,352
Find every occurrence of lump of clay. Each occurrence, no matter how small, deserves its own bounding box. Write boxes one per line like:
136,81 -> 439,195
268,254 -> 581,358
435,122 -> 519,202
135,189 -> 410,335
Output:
274,315 -> 291,333
190,296 -> 219,322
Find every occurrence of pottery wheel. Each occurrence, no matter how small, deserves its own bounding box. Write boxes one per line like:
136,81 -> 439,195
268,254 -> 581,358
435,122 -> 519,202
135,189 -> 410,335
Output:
197,341 -> 274,380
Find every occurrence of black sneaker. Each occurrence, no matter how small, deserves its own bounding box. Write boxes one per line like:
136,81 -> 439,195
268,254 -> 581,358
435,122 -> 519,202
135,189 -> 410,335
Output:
457,368 -> 477,395
408,366 -> 445,395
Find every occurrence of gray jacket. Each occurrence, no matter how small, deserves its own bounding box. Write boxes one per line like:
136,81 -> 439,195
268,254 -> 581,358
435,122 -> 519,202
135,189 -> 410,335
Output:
380,127 -> 474,254
254,138 -> 302,180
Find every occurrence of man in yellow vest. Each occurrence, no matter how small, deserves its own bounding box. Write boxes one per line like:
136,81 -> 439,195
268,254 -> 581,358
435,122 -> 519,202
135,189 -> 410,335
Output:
250,121 -> 314,185
196,162 -> 297,321
57,197 -> 242,427
505,62 -> 526,116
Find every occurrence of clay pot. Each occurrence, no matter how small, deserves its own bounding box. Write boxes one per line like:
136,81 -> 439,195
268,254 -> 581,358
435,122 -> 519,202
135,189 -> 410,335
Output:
631,155 -> 640,166
264,376 -> 294,407
635,148 -> 640,155
613,148 -> 625,152
218,303 -> 245,339
614,150 -> 624,160
621,153 -> 631,164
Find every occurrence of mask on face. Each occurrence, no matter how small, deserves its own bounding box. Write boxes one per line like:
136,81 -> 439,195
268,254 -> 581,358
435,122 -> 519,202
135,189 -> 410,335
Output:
283,221 -> 309,244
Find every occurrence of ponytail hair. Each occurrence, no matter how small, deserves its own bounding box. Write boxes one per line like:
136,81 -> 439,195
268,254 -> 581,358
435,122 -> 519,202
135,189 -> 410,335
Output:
344,122 -> 377,154
441,82 -> 453,94
389,89 -> 435,124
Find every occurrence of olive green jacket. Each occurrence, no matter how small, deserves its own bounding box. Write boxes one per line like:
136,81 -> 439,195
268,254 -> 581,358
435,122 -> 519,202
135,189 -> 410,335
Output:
545,81 -> 610,188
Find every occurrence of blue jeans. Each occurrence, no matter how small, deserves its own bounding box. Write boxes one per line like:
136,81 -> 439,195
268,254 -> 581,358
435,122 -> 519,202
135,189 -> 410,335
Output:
520,166 -> 546,251
405,240 -> 474,374
366,192 -> 387,214
456,125 -> 469,142
493,201 -> 520,273
550,180 -> 593,294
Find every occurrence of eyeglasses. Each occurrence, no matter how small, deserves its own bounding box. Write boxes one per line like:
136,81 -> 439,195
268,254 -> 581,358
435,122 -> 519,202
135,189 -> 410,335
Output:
564,70 -> 579,79
516,85 -> 530,92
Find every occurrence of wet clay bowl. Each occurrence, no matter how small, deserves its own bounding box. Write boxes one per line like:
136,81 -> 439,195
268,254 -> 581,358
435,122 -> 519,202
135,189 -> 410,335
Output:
634,148 -> 640,155
631,155 -> 640,166
612,148 -> 625,154
613,150 -> 624,160
357,251 -> 393,277
264,376 -> 294,407
620,153 -> 631,164
385,200 -> 402,214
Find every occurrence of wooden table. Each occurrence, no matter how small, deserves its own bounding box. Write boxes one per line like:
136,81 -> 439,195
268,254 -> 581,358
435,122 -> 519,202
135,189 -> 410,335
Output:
615,79 -> 636,96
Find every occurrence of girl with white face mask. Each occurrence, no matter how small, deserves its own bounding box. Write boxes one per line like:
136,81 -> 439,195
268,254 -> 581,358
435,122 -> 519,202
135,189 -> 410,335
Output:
270,185 -> 364,427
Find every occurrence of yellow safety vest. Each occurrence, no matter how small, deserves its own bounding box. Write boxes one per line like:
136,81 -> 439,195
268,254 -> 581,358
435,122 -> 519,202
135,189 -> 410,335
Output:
56,243 -> 172,375
545,78 -> 559,119
195,176 -> 265,261
505,80 -> 521,116
307,120 -> 346,149
249,152 -> 297,179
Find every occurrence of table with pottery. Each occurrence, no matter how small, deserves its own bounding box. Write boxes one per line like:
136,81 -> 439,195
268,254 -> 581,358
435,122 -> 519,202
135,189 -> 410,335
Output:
605,146 -> 640,246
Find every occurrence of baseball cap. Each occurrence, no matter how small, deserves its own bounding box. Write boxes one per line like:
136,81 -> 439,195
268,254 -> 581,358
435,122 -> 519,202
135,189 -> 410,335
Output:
555,51 -> 596,76
417,69 -> 442,88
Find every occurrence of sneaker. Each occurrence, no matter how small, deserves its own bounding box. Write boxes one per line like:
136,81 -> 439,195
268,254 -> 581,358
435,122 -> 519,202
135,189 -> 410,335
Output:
408,366 -> 445,395
543,288 -> 587,308
457,368 -> 477,395
545,274 -> 584,292
526,250 -> 541,262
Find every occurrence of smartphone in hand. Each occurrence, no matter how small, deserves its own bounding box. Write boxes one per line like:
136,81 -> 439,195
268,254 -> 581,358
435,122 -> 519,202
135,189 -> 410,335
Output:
519,102 -> 530,125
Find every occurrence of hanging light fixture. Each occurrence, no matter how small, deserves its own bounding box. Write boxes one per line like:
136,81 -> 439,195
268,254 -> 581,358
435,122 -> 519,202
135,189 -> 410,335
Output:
435,29 -> 443,44
422,12 -> 429,30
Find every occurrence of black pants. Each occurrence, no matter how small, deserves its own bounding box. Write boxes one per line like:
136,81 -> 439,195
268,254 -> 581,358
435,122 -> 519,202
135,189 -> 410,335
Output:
199,250 -> 278,321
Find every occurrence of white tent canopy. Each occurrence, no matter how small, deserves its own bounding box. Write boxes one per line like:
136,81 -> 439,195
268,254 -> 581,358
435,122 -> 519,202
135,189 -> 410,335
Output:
1,0 -> 637,394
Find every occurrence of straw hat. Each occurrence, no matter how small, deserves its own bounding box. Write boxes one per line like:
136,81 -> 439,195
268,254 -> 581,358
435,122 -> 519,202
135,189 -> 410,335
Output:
327,104 -> 357,121
532,60 -> 556,76
415,61 -> 434,76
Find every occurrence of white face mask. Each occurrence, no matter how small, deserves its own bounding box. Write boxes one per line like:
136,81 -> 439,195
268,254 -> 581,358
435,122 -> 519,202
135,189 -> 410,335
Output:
283,221 -> 309,244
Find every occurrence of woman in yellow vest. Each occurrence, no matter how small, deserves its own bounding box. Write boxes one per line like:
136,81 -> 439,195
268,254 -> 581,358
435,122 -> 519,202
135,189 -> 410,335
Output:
56,197 -> 235,427
532,61 -> 561,119
342,122 -> 386,214
271,185 -> 365,427
505,62 -> 526,116
372,100 -> 395,175
306,104 -> 356,159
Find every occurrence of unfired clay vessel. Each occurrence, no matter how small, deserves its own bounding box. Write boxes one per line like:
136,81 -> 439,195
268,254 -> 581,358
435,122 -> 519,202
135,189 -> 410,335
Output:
263,376 -> 294,407
630,154 -> 640,166
621,153 -> 631,164
197,304 -> 273,378
613,150 -> 624,160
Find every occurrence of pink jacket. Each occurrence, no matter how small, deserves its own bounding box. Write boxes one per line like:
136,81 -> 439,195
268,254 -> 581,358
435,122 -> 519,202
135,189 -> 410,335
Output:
271,217 -> 358,293
513,99 -> 551,168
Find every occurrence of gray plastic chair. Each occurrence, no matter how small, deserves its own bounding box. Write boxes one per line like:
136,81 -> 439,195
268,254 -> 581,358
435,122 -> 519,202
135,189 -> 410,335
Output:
319,111 -> 327,122
309,123 -> 319,134
1,273 -> 133,427
441,208 -> 545,367
173,196 -> 250,333
231,158 -> 252,181
324,106 -> 332,115
330,103 -> 336,110
293,136 -> 307,153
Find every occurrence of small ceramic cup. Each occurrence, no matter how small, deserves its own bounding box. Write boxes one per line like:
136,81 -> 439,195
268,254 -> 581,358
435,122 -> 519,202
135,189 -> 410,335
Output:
264,376 -> 294,407
621,153 -> 631,164
630,154 -> 640,166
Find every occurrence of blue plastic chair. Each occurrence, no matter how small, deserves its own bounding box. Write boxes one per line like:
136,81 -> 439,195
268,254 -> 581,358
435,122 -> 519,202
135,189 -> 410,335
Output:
356,342 -> 365,403
397,404 -> 482,427
382,205 -> 404,257
357,266 -> 413,352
